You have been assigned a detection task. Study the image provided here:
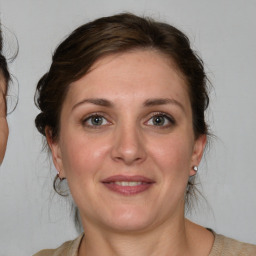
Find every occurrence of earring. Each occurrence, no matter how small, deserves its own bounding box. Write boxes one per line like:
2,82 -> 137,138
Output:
54,171 -> 68,196
57,170 -> 63,181
193,166 -> 198,172
189,166 -> 198,178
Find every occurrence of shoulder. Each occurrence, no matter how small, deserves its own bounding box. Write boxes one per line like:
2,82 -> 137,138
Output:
33,234 -> 84,256
210,233 -> 256,256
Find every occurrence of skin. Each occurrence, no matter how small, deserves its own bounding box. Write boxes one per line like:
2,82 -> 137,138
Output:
0,72 -> 8,164
48,50 -> 214,255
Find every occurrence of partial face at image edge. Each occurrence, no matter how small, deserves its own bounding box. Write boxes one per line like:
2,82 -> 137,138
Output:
0,72 -> 9,164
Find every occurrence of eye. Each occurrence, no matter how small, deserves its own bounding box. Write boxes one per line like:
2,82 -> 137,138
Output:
145,113 -> 175,128
83,114 -> 109,127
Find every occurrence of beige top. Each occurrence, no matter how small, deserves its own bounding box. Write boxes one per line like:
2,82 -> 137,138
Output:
33,233 -> 256,256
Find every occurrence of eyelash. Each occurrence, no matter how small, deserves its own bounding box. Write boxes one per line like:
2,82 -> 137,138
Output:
145,112 -> 176,128
82,113 -> 110,129
81,112 -> 176,129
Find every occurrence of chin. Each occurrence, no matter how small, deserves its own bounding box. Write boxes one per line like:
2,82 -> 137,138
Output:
100,205 -> 157,233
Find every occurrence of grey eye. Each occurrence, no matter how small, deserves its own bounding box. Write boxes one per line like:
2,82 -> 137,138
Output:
146,114 -> 175,128
91,116 -> 103,126
152,115 -> 166,126
83,115 -> 109,127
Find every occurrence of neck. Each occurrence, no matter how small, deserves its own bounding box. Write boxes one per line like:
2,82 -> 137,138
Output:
79,216 -> 194,256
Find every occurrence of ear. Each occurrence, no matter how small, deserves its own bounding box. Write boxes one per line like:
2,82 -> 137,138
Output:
45,127 -> 65,179
190,134 -> 207,176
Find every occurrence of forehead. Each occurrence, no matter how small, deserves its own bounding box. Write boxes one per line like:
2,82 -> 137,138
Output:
67,50 -> 189,101
89,49 -> 185,81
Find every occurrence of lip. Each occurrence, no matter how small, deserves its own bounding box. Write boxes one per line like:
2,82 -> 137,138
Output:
101,175 -> 155,196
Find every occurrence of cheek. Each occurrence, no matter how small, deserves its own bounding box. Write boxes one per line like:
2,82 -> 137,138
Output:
0,117 -> 8,163
60,132 -> 111,179
0,95 -> 6,117
149,134 -> 194,176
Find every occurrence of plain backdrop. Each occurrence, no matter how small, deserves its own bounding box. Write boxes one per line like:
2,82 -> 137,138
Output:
0,0 -> 255,255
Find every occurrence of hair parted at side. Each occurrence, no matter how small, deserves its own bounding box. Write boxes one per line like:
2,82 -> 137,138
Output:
35,13 -> 210,203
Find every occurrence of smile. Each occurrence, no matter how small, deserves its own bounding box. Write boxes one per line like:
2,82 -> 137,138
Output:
109,181 -> 146,186
102,175 -> 155,195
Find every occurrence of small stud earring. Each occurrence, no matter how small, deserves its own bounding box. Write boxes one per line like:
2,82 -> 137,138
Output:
193,166 -> 198,172
189,166 -> 198,178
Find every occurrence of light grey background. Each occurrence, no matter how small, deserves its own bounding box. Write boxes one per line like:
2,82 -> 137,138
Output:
0,0 -> 255,255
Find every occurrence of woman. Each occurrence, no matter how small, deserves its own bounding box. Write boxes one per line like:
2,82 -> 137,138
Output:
34,13 -> 256,255
0,24 -> 10,164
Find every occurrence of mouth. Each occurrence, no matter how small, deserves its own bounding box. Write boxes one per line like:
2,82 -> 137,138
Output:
109,181 -> 147,186
101,175 -> 155,195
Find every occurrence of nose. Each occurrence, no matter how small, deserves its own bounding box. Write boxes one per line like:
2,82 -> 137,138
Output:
111,123 -> 147,166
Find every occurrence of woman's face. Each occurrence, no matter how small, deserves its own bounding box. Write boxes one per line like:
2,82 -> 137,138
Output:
0,73 -> 8,164
49,50 -> 206,233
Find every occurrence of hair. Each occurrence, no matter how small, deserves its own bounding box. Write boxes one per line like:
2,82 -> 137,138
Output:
0,23 -> 11,99
0,22 -> 18,115
35,13 -> 210,208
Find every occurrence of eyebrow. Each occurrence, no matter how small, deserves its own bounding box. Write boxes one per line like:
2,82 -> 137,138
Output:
144,98 -> 185,112
72,98 -> 113,110
72,97 -> 184,112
